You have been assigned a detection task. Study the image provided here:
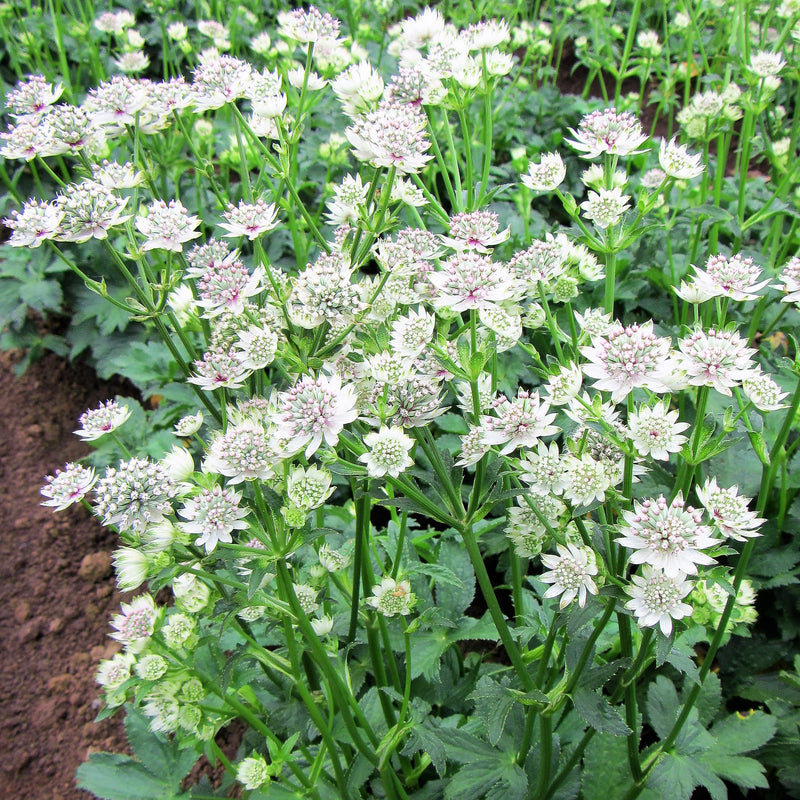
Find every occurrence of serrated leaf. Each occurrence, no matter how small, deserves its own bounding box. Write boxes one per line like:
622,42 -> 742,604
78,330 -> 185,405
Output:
409,630 -> 450,680
469,676 -> 517,745
646,752 -> 726,800
19,279 -> 62,313
402,724 -> 447,777
445,758 -> 527,800
646,676 -> 680,740
344,753 -> 373,795
435,541 -> 475,617
708,710 -> 777,755
582,733 -> 632,800
76,753 -> 180,800
410,561 -> 465,589
572,687 -> 631,736
436,727 -> 497,762
125,705 -> 195,783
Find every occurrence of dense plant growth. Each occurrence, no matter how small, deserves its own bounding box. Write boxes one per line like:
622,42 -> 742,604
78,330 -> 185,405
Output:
2,0 -> 800,798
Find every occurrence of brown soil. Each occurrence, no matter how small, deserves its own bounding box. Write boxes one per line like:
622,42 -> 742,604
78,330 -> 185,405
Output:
0,349 -> 130,800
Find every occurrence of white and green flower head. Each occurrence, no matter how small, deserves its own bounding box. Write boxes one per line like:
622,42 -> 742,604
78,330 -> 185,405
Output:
367,577 -> 416,617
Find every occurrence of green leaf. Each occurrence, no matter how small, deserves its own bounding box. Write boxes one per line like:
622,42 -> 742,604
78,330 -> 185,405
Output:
646,752 -> 726,800
409,561 -> 465,589
125,706 -> 197,786
19,279 -> 63,313
76,753 -> 183,800
409,630 -> 451,680
435,541 -> 475,617
403,723 -> 447,776
708,710 -> 777,755
469,676 -> 517,745
444,757 -> 527,800
582,733 -> 633,800
646,676 -> 680,740
572,687 -> 631,736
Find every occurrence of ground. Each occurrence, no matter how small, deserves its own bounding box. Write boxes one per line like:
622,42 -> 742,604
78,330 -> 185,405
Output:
0,349 -> 129,800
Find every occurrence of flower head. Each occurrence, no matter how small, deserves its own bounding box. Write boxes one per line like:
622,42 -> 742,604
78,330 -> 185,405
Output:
580,187 -> 631,229
566,108 -> 648,158
540,543 -> 599,608
3,199 -> 64,247
442,210 -> 510,253
676,327 -> 755,395
278,6 -> 341,46
110,594 -> 158,650
626,401 -> 690,460
626,567 -> 693,635
695,478 -> 764,541
519,441 -> 569,496
742,367 -> 789,411
274,373 -> 359,458
428,251 -> 516,312
689,253 -> 769,301
76,399 -> 131,441
480,389 -> 558,454
360,426 -> 415,477
219,198 -> 279,240
204,421 -> 276,483
367,577 -> 416,617
521,152 -> 566,192
658,138 -> 704,179
617,494 -> 717,577
237,755 -> 270,792
41,463 -> 97,510
179,485 -> 250,553
136,199 -> 201,252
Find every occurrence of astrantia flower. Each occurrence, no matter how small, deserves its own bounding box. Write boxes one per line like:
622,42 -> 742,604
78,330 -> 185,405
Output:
658,138 -> 704,179
290,251 -> 362,328
274,373 -> 359,457
237,755 -> 270,792
346,102 -> 432,174
690,253 -> 769,301
627,401 -> 690,460
748,50 -> 785,78
112,547 -> 150,592
54,180 -> 132,243
234,324 -> 279,371
456,425 -> 490,467
325,173 -> 370,225
479,304 -> 522,349
318,543 -> 350,572
179,485 -> 250,553
94,458 -> 178,534
219,199 -> 279,240
390,307 -> 436,359
91,160 -> 143,189
5,74 -> 63,117
480,389 -> 558,454
110,594 -> 158,650
540,544 -> 599,608
41,463 -> 97,510
561,453 -> 612,506
676,327 -> 755,395
115,52 -> 149,74
174,412 -> 204,437
278,6 -> 341,46
367,577 -> 416,617
695,478 -> 764,541
617,495 -> 717,577
3,199 -> 65,247
580,187 -> 631,229
428,251 -> 516,312
136,200 -> 201,252
626,567 -> 693,635
521,152 -> 566,192
287,466 -> 333,510
505,495 -> 563,558
581,320 -> 675,402
775,256 -> 800,305
204,421 -> 276,483
442,210 -> 510,253
195,259 -> 264,318
96,652 -> 134,689
463,19 -> 511,49
76,399 -> 131,441
360,426 -> 415,477
192,55 -> 253,110
566,108 -> 648,159
519,441 -> 569,496
543,362 -> 583,405
332,62 -> 384,116
742,367 -> 789,411
188,347 -> 250,391
399,6 -> 446,48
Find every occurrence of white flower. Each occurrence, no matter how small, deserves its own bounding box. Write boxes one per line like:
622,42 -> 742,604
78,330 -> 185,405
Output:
367,577 -> 416,617
676,327 -> 756,395
695,478 -> 765,541
112,547 -> 150,592
566,107 -> 649,159
174,412 -> 204,437
521,152 -> 566,192
161,446 -> 195,482
237,755 -> 270,791
75,399 -> 131,440
581,320 -> 675,402
204,422 -> 276,483
172,572 -> 211,612
442,210 -> 510,254
274,373 -> 359,458
135,199 -> 201,252
540,543 -> 599,608
188,348 -> 250,391
776,255 -> 800,305
179,485 -> 250,553
278,6 -> 341,45
219,198 -> 279,240
519,441 -> 569,496
742,367 -> 789,411
580,187 -> 631,229
390,307 -> 436,359
689,253 -> 769,302
480,389 -> 558,454
234,324 -> 279,370
561,454 -> 612,507
2,199 -> 64,247
96,652 -> 135,689
310,615 -> 334,636
626,567 -> 693,635
360,426 -> 415,477
626,401 -> 690,460
110,594 -> 157,650
41,463 -> 97,510
428,251 -> 517,312
658,138 -> 704,179
616,495 -> 717,577
287,466 -> 334,510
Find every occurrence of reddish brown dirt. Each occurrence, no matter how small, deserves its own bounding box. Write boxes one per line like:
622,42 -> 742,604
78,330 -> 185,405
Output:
0,349 -> 129,800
